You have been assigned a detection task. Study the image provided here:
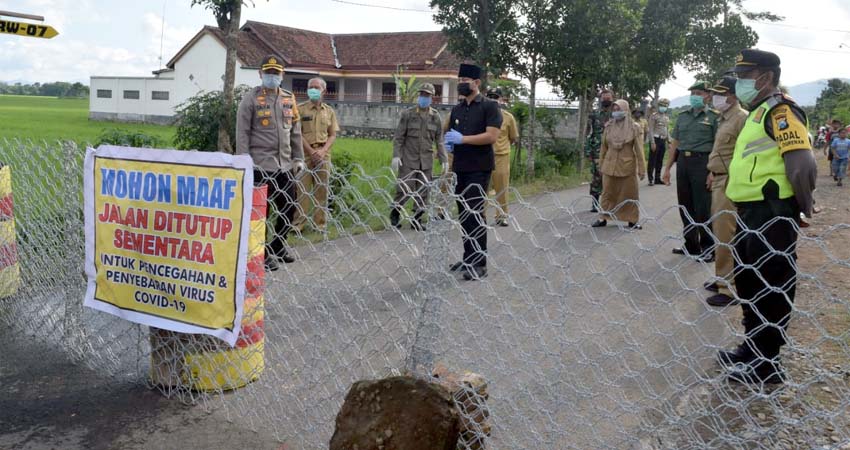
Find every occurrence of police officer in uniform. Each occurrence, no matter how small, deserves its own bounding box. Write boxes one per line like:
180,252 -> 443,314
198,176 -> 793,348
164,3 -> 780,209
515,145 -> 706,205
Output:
390,83 -> 448,230
294,77 -> 340,233
647,98 -> 671,185
704,76 -> 748,307
586,89 -> 615,211
236,55 -> 305,271
485,87 -> 519,227
444,63 -> 502,281
662,81 -> 718,260
720,49 -> 817,385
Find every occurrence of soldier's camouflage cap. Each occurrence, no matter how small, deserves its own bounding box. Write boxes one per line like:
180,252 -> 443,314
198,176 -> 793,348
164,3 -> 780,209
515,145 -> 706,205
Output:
418,83 -> 436,95
688,80 -> 711,92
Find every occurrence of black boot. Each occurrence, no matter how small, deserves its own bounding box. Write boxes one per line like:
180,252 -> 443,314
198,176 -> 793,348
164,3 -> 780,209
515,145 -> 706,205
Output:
717,344 -> 756,367
727,359 -> 787,385
390,208 -> 401,229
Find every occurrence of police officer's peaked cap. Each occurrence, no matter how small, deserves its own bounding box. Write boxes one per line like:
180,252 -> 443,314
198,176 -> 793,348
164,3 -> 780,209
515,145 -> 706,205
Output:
658,98 -> 670,106
418,83 -> 436,95
458,63 -> 483,79
730,49 -> 780,73
260,55 -> 284,72
486,87 -> 503,99
709,76 -> 738,95
688,80 -> 711,92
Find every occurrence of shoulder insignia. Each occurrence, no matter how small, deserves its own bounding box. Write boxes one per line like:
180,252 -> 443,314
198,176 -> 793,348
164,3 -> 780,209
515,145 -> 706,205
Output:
776,112 -> 789,130
280,88 -> 293,95
753,108 -> 766,124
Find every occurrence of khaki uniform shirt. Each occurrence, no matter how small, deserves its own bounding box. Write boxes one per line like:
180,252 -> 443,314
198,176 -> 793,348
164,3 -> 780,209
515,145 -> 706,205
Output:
648,112 -> 670,140
600,123 -> 647,178
672,107 -> 718,153
636,117 -> 649,143
298,101 -> 340,148
236,86 -> 303,172
707,103 -> 748,174
495,110 -> 519,155
392,106 -> 448,170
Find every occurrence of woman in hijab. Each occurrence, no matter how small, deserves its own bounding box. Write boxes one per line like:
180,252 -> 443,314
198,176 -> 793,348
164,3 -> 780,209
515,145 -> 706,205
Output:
591,99 -> 646,229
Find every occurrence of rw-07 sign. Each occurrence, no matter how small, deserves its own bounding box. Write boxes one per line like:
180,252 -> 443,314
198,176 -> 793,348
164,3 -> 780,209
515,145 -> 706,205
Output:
0,19 -> 58,39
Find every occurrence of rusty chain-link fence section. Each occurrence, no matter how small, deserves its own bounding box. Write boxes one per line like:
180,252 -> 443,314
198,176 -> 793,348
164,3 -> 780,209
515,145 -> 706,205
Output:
2,139 -> 849,449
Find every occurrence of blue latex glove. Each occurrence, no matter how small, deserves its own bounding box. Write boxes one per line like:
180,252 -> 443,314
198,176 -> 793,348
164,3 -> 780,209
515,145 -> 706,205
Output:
444,129 -> 464,146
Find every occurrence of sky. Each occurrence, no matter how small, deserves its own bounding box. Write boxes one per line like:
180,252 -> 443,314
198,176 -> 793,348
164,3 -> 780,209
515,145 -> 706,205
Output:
2,0 -> 849,100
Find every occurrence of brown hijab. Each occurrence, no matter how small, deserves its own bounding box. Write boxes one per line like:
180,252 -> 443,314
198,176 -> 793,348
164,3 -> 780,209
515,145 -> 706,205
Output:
605,99 -> 636,150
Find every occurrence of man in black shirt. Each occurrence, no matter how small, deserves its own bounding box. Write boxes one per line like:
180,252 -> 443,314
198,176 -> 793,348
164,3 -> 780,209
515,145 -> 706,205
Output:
444,64 -> 503,281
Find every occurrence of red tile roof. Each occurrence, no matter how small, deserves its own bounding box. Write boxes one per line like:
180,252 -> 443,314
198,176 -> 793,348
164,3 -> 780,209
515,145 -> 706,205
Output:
168,21 -> 460,74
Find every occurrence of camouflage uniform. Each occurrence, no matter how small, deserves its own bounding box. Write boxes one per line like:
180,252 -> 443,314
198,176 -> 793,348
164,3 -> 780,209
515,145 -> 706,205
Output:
585,109 -> 612,205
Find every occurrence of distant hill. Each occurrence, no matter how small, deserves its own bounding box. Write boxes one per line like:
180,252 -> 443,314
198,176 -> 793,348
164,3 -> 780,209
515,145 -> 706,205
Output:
669,78 -> 850,108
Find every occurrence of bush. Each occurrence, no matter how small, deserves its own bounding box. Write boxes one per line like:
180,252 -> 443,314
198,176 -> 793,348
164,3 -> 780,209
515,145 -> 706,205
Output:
95,129 -> 163,148
173,85 -> 251,152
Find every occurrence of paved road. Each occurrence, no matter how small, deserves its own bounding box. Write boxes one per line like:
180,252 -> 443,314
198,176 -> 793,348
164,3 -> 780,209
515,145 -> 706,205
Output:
1,176 -> 739,450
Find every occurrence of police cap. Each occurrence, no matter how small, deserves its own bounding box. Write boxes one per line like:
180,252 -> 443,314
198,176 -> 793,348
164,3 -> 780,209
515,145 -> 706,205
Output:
730,49 -> 780,73
486,87 -> 503,99
260,55 -> 284,72
708,76 -> 738,95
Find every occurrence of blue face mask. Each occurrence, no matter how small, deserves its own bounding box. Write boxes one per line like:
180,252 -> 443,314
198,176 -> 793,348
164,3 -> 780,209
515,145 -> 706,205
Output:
689,95 -> 705,110
307,88 -> 322,101
261,74 -> 281,89
612,111 -> 626,120
735,77 -> 761,106
417,95 -> 432,109
658,107 -> 668,113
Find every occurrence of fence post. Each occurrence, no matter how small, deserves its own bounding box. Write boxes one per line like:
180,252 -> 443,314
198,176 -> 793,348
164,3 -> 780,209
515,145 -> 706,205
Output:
61,140 -> 88,358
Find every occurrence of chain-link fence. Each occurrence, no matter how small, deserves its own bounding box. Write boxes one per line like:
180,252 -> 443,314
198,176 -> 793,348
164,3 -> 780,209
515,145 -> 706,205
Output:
1,138 -> 849,449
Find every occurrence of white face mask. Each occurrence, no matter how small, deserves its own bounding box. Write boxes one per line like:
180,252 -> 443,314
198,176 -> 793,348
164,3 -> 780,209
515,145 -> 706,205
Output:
712,94 -> 731,112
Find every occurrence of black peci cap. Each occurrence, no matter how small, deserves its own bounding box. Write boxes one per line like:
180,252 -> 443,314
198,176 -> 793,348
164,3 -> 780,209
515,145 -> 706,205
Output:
709,76 -> 738,95
458,63 -> 483,79
730,49 -> 780,73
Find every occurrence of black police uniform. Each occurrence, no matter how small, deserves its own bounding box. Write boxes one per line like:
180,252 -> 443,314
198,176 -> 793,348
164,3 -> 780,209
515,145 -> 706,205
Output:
449,93 -> 503,270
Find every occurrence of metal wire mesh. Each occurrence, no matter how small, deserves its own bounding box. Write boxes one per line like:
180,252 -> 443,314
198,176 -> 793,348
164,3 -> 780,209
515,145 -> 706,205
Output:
1,138 -> 849,449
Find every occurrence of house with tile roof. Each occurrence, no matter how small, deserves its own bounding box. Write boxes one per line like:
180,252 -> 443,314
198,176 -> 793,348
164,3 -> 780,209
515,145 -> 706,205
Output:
89,21 -> 464,124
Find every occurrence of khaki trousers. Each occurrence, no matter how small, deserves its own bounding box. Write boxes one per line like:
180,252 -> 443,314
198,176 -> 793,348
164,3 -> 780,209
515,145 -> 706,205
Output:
294,158 -> 330,231
489,153 -> 510,220
711,173 -> 736,296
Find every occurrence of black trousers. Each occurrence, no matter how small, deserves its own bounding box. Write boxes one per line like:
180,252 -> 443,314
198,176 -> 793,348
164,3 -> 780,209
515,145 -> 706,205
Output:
254,169 -> 297,258
675,152 -> 713,255
648,137 -> 667,183
455,170 -> 491,267
734,184 -> 799,361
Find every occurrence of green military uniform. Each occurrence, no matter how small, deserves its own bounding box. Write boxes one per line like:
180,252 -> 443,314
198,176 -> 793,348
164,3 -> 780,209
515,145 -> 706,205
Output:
720,50 -> 817,385
671,82 -> 718,257
585,108 -> 613,208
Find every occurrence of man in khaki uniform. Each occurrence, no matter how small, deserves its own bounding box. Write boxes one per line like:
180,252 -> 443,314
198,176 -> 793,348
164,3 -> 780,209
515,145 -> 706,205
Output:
390,83 -> 448,230
236,55 -> 305,271
647,98 -> 671,185
705,76 -> 748,306
294,77 -> 340,232
485,87 -> 518,227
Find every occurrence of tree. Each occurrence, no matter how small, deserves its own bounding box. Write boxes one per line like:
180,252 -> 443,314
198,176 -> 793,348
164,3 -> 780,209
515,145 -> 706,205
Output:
430,0 -> 517,82
174,86 -> 252,152
812,79 -> 850,125
190,0 -> 263,154
393,69 -> 423,104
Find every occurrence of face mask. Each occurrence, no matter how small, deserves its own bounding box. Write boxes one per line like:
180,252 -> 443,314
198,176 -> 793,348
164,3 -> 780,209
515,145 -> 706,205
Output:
601,100 -> 613,108
612,111 -> 626,120
712,95 -> 731,112
417,96 -> 432,109
735,74 -> 766,106
457,82 -> 472,97
689,95 -> 705,110
261,74 -> 281,89
307,88 -> 322,101
658,107 -> 668,113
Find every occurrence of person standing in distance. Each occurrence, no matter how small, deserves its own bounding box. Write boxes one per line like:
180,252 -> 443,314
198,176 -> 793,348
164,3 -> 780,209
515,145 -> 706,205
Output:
444,64 -> 503,281
662,81 -> 718,261
720,49 -> 817,386
485,87 -> 519,227
704,76 -> 748,307
236,55 -> 305,271
586,89 -> 615,212
390,83 -> 448,230
647,98 -> 671,186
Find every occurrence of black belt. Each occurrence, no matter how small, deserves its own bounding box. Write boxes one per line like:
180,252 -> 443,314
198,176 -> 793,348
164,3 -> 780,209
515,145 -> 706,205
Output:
679,151 -> 709,157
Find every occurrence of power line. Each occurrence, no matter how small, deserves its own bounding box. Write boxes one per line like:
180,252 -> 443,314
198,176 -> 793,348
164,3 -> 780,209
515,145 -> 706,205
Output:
761,41 -> 850,54
751,20 -> 850,34
330,0 -> 432,13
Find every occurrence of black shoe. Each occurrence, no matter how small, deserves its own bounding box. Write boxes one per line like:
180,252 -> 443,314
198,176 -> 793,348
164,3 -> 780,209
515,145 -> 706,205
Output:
449,261 -> 464,272
648,181 -> 655,186
672,247 -> 686,255
704,281 -> 719,292
628,222 -> 642,230
717,345 -> 756,367
727,360 -> 787,385
591,219 -> 607,228
264,255 -> 280,272
706,293 -> 737,307
390,209 -> 401,229
495,218 -> 509,227
280,251 -> 295,264
590,206 -> 599,213
462,265 -> 488,281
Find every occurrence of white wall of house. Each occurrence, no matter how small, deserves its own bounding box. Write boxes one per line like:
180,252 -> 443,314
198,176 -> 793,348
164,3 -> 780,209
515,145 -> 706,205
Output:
89,77 -> 176,123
